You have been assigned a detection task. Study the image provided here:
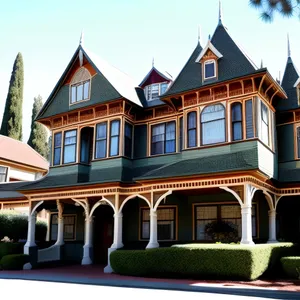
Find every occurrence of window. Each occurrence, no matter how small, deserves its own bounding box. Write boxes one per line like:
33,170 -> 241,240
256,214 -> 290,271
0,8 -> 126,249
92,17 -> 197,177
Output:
144,82 -> 169,101
261,102 -> 269,145
95,122 -> 107,159
231,103 -> 242,141
124,122 -> 133,157
110,120 -> 120,157
179,117 -> 183,152
204,60 -> 216,79
71,80 -> 90,104
245,100 -> 254,139
195,204 -> 257,240
141,208 -> 176,240
187,111 -> 197,147
151,121 -> 176,155
297,127 -> 300,158
201,104 -> 225,145
63,130 -> 77,164
0,166 -> 8,182
53,132 -> 62,166
50,214 -> 76,241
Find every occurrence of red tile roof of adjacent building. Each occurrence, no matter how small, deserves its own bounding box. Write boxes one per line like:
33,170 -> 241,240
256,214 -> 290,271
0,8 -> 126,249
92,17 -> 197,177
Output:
0,135 -> 49,171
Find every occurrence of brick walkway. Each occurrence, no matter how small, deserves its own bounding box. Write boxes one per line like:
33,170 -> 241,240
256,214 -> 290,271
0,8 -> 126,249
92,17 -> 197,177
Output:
1,264 -> 300,293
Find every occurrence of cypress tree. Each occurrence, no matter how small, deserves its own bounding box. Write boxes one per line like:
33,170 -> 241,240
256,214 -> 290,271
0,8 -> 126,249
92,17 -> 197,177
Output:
0,53 -> 24,140
27,95 -> 48,158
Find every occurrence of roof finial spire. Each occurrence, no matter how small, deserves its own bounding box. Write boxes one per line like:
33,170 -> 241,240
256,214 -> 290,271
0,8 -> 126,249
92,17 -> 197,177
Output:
152,57 -> 154,68
79,30 -> 84,46
218,0 -> 223,25
198,25 -> 202,45
287,33 -> 291,58
260,59 -> 263,68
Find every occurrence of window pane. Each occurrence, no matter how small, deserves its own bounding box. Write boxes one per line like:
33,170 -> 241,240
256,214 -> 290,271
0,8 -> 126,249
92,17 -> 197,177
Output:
142,222 -> 150,239
160,83 -> 168,95
179,117 -> 183,152
245,100 -> 254,138
110,136 -> 119,156
298,128 -> 300,158
83,81 -> 90,99
71,86 -> 76,103
158,221 -> 174,240
221,205 -> 241,218
54,132 -> 62,147
261,102 -> 269,124
151,124 -> 165,155
196,206 -> 217,220
95,140 -> 106,158
96,123 -> 107,139
64,145 -> 76,163
188,112 -> 196,129
202,119 -> 225,145
65,130 -> 77,145
54,148 -> 61,166
111,120 -> 120,136
233,122 -> 242,141
205,62 -> 215,78
231,103 -> 242,122
77,84 -> 83,101
151,84 -> 159,99
201,104 -> 225,122
188,129 -> 197,147
165,122 -> 175,153
0,166 -> 7,183
261,102 -> 269,145
124,123 -> 133,157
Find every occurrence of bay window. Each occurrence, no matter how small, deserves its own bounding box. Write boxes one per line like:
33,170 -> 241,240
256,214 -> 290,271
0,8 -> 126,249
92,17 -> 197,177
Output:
201,104 -> 225,145
187,111 -> 197,147
124,122 -> 133,157
95,122 -> 107,159
261,102 -> 269,145
151,121 -> 176,155
231,103 -> 242,141
141,207 -> 176,240
109,120 -> 120,157
63,130 -> 77,164
0,166 -> 8,182
53,132 -> 62,166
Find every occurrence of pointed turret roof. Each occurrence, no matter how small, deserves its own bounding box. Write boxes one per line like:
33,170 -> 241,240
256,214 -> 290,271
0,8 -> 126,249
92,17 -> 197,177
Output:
163,21 -> 257,97
276,36 -> 300,112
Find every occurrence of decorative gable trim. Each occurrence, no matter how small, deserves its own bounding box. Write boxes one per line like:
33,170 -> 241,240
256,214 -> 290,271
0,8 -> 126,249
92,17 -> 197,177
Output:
195,41 -> 223,63
293,77 -> 300,88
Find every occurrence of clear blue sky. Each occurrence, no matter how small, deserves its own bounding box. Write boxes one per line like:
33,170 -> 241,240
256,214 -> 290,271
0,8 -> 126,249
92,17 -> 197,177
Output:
0,0 -> 299,142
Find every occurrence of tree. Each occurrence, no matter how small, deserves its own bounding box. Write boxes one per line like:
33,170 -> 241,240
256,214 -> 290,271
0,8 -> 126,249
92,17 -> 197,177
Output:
0,53 -> 24,140
27,95 -> 48,159
250,0 -> 300,22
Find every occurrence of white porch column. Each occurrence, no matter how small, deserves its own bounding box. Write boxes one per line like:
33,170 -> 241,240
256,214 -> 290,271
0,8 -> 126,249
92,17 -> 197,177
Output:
146,209 -> 159,249
111,212 -> 123,249
24,212 -> 37,254
241,206 -> 254,245
82,215 -> 93,265
55,200 -> 64,246
267,209 -> 278,243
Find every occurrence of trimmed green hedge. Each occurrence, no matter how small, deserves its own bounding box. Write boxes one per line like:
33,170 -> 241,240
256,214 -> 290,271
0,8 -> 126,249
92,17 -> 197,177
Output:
0,211 -> 47,241
0,242 -> 23,260
110,243 -> 295,281
281,257 -> 300,279
0,254 -> 29,270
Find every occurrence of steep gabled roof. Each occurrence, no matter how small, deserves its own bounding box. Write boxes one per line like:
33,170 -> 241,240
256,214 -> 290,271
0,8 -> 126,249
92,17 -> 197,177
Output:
0,135 -> 49,171
139,66 -> 172,87
276,57 -> 300,112
37,45 -> 142,120
163,23 -> 257,97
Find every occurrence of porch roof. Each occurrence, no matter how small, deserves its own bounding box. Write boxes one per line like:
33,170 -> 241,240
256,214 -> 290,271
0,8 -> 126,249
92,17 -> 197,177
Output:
0,182 -> 29,200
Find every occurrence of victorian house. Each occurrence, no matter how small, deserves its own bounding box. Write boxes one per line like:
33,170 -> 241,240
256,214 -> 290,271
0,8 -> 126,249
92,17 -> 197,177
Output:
1,7 -> 300,272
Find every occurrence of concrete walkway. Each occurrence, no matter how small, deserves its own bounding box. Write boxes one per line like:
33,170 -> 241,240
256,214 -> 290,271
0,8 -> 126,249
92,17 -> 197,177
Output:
0,265 -> 299,299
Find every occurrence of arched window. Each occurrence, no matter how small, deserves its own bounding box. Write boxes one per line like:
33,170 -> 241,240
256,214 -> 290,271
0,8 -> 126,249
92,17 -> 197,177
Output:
187,111 -> 197,148
231,103 -> 242,141
201,104 -> 225,145
70,67 -> 91,104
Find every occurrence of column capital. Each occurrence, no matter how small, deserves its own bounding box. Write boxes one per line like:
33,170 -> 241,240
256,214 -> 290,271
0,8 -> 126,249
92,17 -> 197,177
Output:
268,209 -> 276,217
241,205 -> 252,213
150,209 -> 157,217
114,212 -> 123,218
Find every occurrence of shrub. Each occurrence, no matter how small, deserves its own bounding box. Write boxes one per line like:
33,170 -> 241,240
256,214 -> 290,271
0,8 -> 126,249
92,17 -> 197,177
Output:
205,220 -> 239,243
0,242 -> 23,260
110,243 -> 295,281
0,211 -> 47,241
0,254 -> 29,270
281,257 -> 300,279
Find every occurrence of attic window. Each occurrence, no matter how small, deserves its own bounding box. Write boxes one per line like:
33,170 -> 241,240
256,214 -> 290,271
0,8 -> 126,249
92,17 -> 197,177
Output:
70,67 -> 91,105
204,60 -> 216,80
145,82 -> 168,101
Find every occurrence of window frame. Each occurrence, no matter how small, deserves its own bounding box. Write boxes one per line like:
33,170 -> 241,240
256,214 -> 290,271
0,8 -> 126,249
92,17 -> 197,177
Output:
260,101 -> 270,146
95,122 -> 107,159
193,203 -> 257,241
204,59 -> 217,80
50,213 -> 77,241
140,206 -> 177,241
63,129 -> 77,164
0,166 -> 8,183
201,103 -> 226,146
109,119 -> 121,157
295,124 -> 300,159
144,81 -> 169,101
231,102 -> 243,141
124,122 -> 133,158
70,79 -> 91,105
187,111 -> 197,148
53,132 -> 62,166
150,121 -> 176,156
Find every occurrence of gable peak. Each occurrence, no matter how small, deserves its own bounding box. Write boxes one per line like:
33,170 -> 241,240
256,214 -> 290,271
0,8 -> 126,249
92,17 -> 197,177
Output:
195,40 -> 223,63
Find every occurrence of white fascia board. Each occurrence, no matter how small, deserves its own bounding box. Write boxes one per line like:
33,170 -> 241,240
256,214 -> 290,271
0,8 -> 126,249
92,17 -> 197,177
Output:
195,41 -> 223,63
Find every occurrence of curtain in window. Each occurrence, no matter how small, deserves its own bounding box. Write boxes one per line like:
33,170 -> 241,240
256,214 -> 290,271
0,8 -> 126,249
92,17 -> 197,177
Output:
95,123 -> 107,159
201,104 -> 225,145
63,130 -> 77,164
231,103 -> 242,141
53,132 -> 62,165
187,111 -> 197,147
261,102 -> 269,145
110,120 -> 120,156
151,124 -> 165,155
165,122 -> 176,153
245,100 -> 254,138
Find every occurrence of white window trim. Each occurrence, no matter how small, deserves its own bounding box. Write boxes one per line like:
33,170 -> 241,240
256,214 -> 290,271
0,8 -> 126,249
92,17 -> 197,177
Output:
0,165 -> 9,183
144,82 -> 169,101
204,60 -> 217,80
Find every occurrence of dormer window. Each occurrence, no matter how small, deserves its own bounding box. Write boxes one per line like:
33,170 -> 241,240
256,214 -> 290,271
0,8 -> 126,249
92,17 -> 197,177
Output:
204,60 -> 216,80
145,82 -> 168,101
70,67 -> 91,105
